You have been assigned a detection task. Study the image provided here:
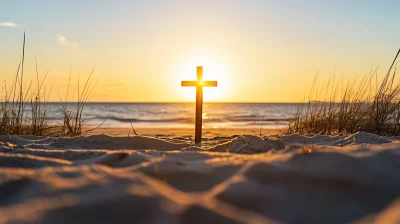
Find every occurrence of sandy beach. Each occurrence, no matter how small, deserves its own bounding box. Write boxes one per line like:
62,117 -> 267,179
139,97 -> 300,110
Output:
86,127 -> 280,138
1,129 -> 400,223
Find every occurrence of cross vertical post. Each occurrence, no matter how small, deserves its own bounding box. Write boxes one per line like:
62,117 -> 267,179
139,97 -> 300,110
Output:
195,66 -> 203,143
181,66 -> 218,144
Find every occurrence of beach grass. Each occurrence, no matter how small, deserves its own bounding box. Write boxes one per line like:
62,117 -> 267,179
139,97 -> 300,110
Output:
60,68 -> 99,137
286,49 -> 400,136
0,33 -> 96,136
0,32 -> 48,135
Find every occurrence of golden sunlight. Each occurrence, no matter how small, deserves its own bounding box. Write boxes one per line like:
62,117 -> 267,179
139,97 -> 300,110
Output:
175,50 -> 232,102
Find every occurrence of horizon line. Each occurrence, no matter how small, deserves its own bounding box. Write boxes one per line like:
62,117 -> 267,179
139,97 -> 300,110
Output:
41,101 -> 321,104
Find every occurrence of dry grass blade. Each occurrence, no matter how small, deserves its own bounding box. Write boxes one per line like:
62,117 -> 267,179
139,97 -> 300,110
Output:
0,32 -> 53,136
0,32 -> 100,137
285,49 -> 400,136
60,68 -> 100,137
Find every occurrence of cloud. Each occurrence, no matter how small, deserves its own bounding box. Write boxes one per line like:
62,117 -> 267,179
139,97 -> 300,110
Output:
56,34 -> 79,48
56,34 -> 87,57
0,22 -> 18,28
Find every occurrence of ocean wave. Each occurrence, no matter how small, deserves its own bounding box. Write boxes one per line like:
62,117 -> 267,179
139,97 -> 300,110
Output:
96,116 -> 195,123
95,116 -> 291,123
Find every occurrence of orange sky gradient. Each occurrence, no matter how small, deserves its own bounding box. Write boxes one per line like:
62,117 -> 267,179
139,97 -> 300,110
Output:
1,1 -> 399,102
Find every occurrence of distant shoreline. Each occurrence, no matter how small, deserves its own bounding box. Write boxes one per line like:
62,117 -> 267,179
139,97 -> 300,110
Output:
33,102 -> 307,104
84,126 -> 280,138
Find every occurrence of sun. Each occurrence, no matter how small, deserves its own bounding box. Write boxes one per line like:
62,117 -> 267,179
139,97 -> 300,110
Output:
175,50 -> 231,102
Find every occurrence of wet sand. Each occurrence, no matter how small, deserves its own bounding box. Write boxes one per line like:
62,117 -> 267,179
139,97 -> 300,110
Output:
85,127 -> 280,138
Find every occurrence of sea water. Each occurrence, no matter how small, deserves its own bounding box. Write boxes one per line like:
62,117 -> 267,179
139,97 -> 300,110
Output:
36,102 -> 298,128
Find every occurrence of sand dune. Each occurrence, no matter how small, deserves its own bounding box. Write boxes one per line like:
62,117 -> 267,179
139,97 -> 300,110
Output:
0,132 -> 400,223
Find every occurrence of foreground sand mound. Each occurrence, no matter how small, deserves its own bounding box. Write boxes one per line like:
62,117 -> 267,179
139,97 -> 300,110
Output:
0,132 -> 400,223
207,135 -> 285,153
49,135 -> 191,150
279,131 -> 396,146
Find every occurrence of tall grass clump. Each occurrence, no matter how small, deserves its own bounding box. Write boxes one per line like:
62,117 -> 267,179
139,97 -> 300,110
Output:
30,58 -> 53,135
0,32 -> 97,137
60,69 -> 99,137
286,49 -> 400,136
0,33 -> 52,135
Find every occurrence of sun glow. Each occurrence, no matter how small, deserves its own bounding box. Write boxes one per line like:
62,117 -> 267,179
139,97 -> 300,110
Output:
175,50 -> 232,102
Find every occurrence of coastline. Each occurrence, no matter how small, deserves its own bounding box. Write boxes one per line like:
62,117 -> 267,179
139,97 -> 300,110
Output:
84,126 -> 281,138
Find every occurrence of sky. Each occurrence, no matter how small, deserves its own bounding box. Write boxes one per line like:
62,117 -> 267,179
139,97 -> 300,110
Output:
0,0 -> 399,102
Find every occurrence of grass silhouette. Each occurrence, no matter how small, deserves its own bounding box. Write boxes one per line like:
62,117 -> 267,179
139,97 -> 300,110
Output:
286,49 -> 400,136
0,33 -> 98,136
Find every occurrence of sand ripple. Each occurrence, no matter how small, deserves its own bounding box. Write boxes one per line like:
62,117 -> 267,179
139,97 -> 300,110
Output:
0,132 -> 400,223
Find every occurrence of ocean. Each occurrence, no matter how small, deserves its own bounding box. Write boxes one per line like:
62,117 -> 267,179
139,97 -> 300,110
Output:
43,103 -> 298,128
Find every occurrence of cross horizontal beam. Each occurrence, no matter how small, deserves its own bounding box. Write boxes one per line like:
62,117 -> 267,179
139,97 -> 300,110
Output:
181,81 -> 218,87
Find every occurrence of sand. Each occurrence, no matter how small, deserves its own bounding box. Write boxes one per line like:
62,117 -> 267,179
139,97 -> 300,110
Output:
85,127 -> 280,138
1,130 -> 400,223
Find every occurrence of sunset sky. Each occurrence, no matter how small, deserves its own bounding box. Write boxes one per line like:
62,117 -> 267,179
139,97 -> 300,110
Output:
1,1 -> 399,102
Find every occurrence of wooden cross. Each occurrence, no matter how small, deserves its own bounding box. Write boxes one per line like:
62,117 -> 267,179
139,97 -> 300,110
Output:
181,66 -> 217,143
